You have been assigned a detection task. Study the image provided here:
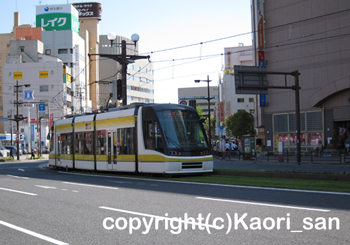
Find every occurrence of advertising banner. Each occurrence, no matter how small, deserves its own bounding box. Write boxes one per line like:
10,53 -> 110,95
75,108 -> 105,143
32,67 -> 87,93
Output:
255,0 -> 265,49
72,2 -> 102,20
36,4 -> 79,34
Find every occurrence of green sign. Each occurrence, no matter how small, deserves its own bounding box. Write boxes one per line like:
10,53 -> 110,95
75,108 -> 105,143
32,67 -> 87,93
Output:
36,4 -> 79,34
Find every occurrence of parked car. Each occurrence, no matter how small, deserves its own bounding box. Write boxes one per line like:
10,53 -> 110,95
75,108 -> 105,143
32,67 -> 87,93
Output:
4,146 -> 21,155
0,147 -> 10,157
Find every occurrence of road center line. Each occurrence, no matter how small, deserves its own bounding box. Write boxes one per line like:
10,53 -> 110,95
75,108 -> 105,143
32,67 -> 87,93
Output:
62,182 -> 119,190
0,220 -> 68,245
35,185 -> 57,189
196,197 -> 330,212
0,187 -> 37,196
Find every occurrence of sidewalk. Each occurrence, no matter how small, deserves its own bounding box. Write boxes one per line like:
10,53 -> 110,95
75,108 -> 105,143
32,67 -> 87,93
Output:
0,154 -> 49,162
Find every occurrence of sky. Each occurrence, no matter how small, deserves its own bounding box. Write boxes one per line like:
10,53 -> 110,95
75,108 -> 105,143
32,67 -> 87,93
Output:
0,0 -> 252,103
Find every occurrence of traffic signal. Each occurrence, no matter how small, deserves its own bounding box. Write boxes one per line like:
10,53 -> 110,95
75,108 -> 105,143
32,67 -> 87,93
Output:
117,79 -> 122,100
189,100 -> 196,108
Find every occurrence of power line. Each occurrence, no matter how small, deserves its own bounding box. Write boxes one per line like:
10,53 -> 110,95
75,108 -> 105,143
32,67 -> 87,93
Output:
140,7 -> 350,57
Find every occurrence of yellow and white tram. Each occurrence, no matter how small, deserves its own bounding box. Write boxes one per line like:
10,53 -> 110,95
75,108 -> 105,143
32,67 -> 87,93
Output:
49,103 -> 213,174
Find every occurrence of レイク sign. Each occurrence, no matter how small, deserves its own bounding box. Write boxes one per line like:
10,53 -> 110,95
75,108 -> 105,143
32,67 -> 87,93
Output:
36,4 -> 79,34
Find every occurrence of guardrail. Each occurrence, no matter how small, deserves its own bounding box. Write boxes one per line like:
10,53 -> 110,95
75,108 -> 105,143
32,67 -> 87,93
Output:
213,149 -> 350,164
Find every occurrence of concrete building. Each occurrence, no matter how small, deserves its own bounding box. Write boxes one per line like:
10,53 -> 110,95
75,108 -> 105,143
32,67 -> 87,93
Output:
41,30 -> 87,113
251,0 -> 350,152
222,46 -> 256,119
3,39 -> 72,151
36,4 -> 89,114
0,12 -> 43,133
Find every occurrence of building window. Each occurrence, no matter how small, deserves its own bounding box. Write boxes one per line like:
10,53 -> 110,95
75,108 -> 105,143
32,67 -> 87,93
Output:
40,85 -> 49,92
45,49 -> 51,55
237,98 -> 244,103
58,49 -> 68,54
20,46 -> 24,52
249,98 -> 254,102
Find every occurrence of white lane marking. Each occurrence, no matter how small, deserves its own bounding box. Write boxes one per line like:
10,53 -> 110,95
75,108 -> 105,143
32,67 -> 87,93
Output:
35,185 -> 57,189
58,171 -> 350,196
62,182 -> 119,190
196,197 -> 330,212
0,187 -> 37,196
99,206 -> 217,228
6,174 -> 29,179
0,220 -> 68,245
18,169 -> 25,172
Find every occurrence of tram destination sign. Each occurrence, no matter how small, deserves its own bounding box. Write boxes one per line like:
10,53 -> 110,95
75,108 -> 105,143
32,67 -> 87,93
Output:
234,65 -> 268,95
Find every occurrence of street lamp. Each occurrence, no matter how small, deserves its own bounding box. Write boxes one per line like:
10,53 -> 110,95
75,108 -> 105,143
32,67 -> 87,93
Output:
89,33 -> 150,106
9,80 -> 30,160
195,75 -> 212,151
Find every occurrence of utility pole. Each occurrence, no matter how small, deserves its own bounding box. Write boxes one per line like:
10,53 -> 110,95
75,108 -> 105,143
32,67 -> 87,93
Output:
9,80 -> 30,160
195,75 -> 212,152
89,34 -> 150,106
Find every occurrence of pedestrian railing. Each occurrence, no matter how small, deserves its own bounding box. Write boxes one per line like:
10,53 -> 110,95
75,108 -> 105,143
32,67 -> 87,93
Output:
213,149 -> 350,164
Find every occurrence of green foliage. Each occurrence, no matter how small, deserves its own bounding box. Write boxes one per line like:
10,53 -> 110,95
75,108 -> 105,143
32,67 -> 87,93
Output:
196,104 -> 203,116
196,105 -> 215,136
225,110 -> 256,138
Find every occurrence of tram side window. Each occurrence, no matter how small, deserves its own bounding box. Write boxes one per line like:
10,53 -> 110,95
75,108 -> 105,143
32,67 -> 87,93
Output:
143,120 -> 164,153
117,128 -> 134,155
59,133 -> 72,154
75,132 -> 93,155
97,130 -> 106,155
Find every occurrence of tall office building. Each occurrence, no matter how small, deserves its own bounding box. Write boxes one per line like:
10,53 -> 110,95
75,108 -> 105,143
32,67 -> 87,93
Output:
251,0 -> 350,152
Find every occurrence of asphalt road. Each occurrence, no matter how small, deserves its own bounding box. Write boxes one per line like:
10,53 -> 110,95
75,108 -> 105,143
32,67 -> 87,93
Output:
0,160 -> 350,244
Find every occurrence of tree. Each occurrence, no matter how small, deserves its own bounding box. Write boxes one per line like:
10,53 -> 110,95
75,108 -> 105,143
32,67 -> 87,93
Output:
225,110 -> 256,139
196,105 -> 215,140
196,104 -> 203,117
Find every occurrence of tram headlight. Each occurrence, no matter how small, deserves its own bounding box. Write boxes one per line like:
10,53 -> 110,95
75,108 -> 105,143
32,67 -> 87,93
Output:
169,151 -> 181,156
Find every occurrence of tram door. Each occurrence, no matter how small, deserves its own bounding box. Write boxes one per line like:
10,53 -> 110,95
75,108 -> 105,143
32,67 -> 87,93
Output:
107,131 -> 118,170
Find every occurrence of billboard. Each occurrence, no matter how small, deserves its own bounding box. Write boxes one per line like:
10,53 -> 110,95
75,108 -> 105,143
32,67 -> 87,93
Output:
72,2 -> 102,20
36,4 -> 79,34
254,0 -> 265,50
234,65 -> 268,95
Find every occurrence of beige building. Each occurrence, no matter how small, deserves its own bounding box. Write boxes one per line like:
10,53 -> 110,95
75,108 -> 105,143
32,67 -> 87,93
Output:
222,45 -> 256,119
251,0 -> 350,152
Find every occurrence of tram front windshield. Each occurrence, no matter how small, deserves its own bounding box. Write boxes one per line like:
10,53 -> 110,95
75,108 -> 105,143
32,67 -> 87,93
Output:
157,109 -> 208,151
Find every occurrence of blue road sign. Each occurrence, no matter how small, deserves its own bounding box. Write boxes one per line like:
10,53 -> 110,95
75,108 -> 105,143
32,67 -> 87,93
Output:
39,104 -> 45,111
24,90 -> 34,100
260,94 -> 266,107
